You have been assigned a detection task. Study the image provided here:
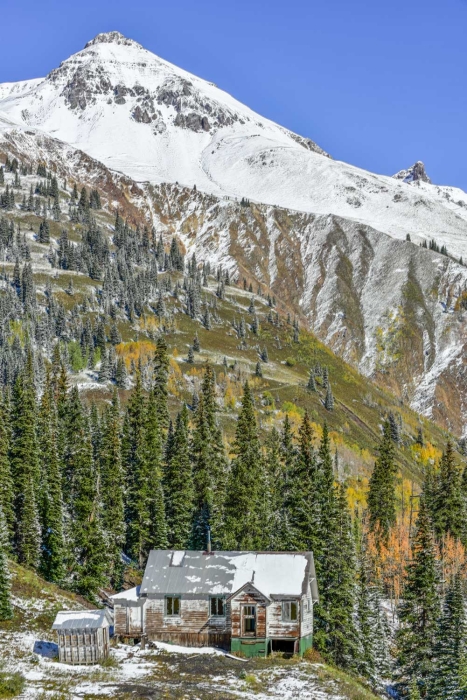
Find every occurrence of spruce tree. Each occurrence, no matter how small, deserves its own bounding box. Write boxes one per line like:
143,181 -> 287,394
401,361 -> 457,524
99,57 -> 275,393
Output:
356,538 -> 391,687
10,359 -> 41,565
145,387 -> 168,550
287,411 -> 319,551
123,373 -> 150,567
429,573 -> 467,699
190,366 -> 227,549
165,406 -> 194,548
66,389 -> 107,598
0,394 -> 13,541
275,415 -> 296,549
100,389 -> 125,586
396,496 -> 439,697
153,336 -> 170,430
223,382 -> 264,549
314,482 -> 360,670
264,427 -> 285,549
38,371 -> 65,584
367,420 -> 398,544
324,383 -> 334,411
0,505 -> 12,620
433,440 -> 465,544
307,369 -> 317,391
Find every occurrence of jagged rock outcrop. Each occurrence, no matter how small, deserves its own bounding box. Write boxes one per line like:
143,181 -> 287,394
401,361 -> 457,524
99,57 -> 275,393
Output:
393,161 -> 432,184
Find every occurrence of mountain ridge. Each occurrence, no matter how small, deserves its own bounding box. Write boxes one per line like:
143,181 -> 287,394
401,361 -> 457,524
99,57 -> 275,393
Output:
1,31 -> 467,432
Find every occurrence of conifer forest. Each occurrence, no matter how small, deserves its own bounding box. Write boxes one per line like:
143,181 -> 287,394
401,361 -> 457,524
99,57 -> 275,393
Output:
0,137 -> 467,698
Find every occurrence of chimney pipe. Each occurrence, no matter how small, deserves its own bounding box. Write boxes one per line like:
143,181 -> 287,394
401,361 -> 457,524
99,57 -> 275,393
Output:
206,527 -> 212,554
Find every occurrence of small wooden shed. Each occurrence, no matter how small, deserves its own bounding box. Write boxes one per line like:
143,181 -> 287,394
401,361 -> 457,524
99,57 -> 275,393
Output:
52,609 -> 113,664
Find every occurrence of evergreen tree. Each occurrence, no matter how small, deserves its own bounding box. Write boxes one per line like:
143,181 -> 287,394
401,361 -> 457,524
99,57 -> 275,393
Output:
10,358 -> 41,565
223,382 -> 264,549
263,427 -> 285,549
123,373 -> 150,567
356,538 -> 391,687
0,394 -> 13,540
367,421 -> 398,544
145,388 -> 168,550
190,366 -> 227,549
38,371 -> 65,584
307,369 -> 317,391
396,496 -> 439,697
314,482 -> 360,670
66,389 -> 107,597
165,406 -> 193,548
0,505 -> 12,620
287,411 -> 319,551
429,573 -> 467,699
433,441 -> 466,544
388,411 -> 401,444
153,336 -> 170,430
100,389 -> 125,586
324,383 -> 334,411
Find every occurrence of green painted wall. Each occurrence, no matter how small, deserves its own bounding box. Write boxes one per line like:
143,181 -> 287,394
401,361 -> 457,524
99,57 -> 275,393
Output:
231,638 -> 268,658
299,633 -> 313,656
231,634 -> 313,657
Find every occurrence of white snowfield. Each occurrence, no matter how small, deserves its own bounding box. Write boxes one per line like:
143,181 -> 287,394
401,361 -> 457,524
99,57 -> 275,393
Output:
1,31 -> 467,259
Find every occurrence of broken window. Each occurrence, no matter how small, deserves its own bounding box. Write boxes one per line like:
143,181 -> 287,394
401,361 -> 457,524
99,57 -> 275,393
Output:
243,605 -> 256,634
210,597 -> 225,616
282,601 -> 298,622
165,596 -> 181,616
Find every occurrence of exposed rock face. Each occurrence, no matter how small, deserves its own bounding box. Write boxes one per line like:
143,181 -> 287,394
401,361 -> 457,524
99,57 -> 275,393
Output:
393,161 -> 432,184
84,31 -> 143,49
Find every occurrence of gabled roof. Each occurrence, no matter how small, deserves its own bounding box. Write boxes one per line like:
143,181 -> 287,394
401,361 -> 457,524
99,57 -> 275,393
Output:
140,550 -> 318,601
52,609 -> 113,631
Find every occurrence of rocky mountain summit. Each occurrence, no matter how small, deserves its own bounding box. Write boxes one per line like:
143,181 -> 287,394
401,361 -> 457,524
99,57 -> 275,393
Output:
393,161 -> 432,184
2,31 -> 467,432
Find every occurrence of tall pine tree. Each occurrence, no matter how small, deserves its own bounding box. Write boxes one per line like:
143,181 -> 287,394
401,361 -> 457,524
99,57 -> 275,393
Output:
0,505 -> 12,620
396,496 -> 439,697
223,382 -> 265,549
368,420 -> 398,545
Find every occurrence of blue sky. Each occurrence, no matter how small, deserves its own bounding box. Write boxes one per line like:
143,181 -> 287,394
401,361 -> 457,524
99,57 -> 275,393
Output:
2,0 -> 467,189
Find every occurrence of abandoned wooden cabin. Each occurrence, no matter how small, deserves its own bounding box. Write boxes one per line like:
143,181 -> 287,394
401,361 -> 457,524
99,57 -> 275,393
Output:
112,550 -> 318,657
52,609 -> 113,664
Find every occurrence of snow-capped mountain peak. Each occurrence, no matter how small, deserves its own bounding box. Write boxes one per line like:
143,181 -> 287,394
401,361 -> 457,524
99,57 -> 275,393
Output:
1,32 -> 467,259
393,160 -> 431,184
84,30 -> 144,49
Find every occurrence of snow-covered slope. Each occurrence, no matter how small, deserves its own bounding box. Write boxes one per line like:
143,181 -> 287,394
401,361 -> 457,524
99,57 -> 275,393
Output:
2,31 -> 467,259
2,30 -> 467,431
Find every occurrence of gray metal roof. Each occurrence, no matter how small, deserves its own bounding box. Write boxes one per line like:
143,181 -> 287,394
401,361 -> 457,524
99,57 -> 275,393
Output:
140,550 -> 318,601
52,609 -> 113,631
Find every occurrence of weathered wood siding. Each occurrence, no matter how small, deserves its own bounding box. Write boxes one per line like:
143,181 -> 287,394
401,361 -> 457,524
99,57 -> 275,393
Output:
300,585 -> 313,637
114,602 -> 144,637
57,627 -> 110,664
142,595 -> 230,648
267,600 -> 300,639
230,587 -> 267,639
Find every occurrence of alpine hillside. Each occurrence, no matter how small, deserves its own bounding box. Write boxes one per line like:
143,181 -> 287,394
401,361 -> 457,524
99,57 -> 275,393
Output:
1,31 -> 467,432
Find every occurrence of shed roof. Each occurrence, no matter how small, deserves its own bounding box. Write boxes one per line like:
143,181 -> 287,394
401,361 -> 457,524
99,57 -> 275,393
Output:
140,551 -> 318,601
52,609 -> 113,631
112,585 -> 140,602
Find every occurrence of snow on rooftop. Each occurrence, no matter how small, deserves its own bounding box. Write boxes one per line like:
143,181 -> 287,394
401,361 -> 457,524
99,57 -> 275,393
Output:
111,585 -> 140,602
52,609 -> 112,630
171,550 -> 185,566
140,550 -> 316,600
